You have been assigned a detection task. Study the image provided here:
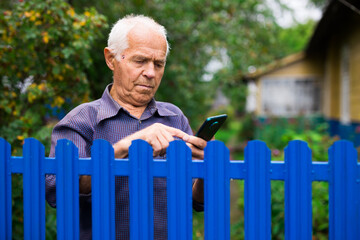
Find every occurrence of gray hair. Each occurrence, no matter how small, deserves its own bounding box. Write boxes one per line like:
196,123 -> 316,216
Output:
107,14 -> 170,61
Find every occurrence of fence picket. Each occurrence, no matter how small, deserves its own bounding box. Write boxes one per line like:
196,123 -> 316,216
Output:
129,140 -> 154,239
23,138 -> 46,240
167,140 -> 192,240
244,140 -> 271,240
0,138 -> 12,240
55,139 -> 79,240
91,139 -> 116,239
205,141 -> 230,240
2,137 -> 360,239
328,140 -> 360,240
284,140 -> 312,239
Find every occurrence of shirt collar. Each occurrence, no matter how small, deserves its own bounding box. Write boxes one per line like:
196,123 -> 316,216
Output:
153,101 -> 178,117
96,84 -> 178,124
96,84 -> 121,124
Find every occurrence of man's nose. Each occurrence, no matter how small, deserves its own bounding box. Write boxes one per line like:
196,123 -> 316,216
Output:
143,63 -> 155,79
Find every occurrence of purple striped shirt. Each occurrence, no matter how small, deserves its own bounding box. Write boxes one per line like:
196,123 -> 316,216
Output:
45,84 -> 195,239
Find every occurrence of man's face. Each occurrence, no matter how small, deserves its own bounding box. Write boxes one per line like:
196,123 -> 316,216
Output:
109,26 -> 167,108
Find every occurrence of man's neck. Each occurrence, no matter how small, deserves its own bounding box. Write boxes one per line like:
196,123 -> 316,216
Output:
121,104 -> 147,119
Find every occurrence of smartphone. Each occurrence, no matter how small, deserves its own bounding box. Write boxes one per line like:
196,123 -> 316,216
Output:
195,114 -> 228,141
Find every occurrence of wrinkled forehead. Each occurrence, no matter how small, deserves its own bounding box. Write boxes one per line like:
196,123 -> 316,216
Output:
127,25 -> 167,54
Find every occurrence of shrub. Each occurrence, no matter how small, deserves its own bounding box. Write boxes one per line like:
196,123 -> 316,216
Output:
0,1 -> 107,238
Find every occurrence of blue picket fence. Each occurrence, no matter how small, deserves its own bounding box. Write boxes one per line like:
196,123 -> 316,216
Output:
1,137 -> 360,239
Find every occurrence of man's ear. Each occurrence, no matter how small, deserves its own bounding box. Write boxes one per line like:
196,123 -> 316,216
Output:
104,47 -> 116,70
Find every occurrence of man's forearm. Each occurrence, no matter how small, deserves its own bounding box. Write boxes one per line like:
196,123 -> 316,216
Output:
79,176 -> 92,194
192,178 -> 204,204
79,138 -> 133,194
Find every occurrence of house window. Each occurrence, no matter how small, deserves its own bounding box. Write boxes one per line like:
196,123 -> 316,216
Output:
261,77 -> 321,117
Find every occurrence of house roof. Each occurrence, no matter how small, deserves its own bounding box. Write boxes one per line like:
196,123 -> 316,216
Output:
244,0 -> 360,81
244,52 -> 306,80
306,0 -> 360,54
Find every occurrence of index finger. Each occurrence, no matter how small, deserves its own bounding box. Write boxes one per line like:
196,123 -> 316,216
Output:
165,126 -> 207,149
162,125 -> 191,141
185,135 -> 207,150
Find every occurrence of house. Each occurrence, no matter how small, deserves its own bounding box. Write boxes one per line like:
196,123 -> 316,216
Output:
245,52 -> 323,117
244,0 -> 360,145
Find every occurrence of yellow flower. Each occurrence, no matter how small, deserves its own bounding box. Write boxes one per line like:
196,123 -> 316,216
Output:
11,92 -> 17,98
72,21 -> 81,28
38,83 -> 46,91
53,96 -> 65,107
65,64 -> 73,71
42,32 -> 49,44
79,20 -> 86,27
24,11 -> 31,18
17,135 -> 25,141
28,92 -> 36,103
84,11 -> 91,17
35,20 -> 42,26
67,8 -> 75,17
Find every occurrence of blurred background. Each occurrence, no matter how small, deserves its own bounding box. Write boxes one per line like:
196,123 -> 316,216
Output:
1,0 -> 359,239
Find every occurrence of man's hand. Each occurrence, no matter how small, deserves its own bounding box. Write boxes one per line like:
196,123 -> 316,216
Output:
81,123 -> 208,195
185,138 -> 207,160
113,123 -> 207,158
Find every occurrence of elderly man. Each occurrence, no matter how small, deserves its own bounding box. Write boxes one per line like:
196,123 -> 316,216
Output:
46,14 -> 206,239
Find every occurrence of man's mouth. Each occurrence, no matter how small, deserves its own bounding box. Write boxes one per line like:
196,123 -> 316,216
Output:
139,85 -> 153,87
136,84 -> 154,90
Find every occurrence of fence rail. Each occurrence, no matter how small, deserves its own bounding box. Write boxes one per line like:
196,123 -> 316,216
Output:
1,137 -> 360,239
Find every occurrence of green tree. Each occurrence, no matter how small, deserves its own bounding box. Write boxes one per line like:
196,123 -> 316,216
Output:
0,1 -> 107,238
0,0 -> 107,153
277,20 -> 317,55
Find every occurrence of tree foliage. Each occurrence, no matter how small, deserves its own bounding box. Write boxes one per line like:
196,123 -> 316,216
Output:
277,19 -> 317,54
0,0 -> 107,153
1,1 -> 107,239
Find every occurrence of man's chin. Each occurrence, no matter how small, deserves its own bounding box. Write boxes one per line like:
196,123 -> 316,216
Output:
132,96 -> 154,106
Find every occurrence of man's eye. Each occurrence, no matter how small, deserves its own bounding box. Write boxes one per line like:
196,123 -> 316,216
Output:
155,63 -> 164,68
135,60 -> 145,64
